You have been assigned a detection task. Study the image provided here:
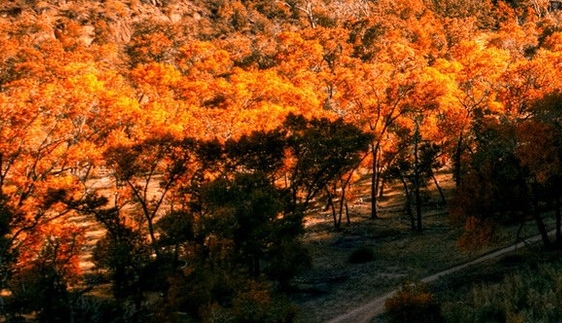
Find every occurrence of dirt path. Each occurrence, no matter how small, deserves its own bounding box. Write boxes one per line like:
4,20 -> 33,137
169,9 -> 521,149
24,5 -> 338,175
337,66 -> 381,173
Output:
325,231 -> 549,323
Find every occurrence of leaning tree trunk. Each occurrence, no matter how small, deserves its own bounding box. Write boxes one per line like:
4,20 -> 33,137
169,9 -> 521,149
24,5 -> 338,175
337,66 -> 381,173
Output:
337,184 -> 346,228
431,172 -> 447,206
338,169 -> 358,227
345,202 -> 351,225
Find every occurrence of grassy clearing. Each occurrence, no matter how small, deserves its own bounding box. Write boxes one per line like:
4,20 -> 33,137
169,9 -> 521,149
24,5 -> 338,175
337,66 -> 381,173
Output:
292,173 -> 560,323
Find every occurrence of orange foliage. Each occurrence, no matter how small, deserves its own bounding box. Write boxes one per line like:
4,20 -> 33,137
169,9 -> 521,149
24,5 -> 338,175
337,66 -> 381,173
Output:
1,0 -> 562,304
17,219 -> 86,284
457,217 -> 497,251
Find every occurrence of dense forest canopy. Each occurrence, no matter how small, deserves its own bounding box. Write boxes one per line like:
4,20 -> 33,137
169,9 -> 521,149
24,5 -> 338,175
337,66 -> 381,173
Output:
1,0 -> 562,321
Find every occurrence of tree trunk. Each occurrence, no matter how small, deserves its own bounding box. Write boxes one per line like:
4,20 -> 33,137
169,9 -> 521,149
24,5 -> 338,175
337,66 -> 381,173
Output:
326,189 -> 339,230
531,194 -> 551,247
370,143 -> 380,219
414,121 -> 423,232
338,185 -> 346,228
147,217 -> 159,257
378,176 -> 386,198
345,202 -> 351,225
338,171 -> 356,226
431,172 -> 447,206
415,185 -> 422,231
453,133 -> 463,187
398,174 -> 415,231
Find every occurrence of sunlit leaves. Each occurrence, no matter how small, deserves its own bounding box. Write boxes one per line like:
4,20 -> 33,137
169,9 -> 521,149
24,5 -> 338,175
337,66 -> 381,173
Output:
4,0 -> 562,316
178,41 -> 233,78
127,19 -> 178,65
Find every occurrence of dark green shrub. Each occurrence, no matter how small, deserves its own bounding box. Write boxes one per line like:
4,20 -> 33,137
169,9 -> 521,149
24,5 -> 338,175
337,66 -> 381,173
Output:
385,281 -> 445,323
348,246 -> 375,264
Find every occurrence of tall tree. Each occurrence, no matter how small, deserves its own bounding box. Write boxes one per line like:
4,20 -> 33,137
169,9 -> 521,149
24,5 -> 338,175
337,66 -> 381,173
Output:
444,41 -> 509,186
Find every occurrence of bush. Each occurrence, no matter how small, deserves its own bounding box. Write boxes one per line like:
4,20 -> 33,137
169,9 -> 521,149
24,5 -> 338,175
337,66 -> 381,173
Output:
348,246 -> 375,264
385,281 -> 445,323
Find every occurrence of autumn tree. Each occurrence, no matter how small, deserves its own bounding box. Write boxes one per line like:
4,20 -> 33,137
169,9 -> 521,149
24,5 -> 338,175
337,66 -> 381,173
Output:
76,194 -> 151,320
451,113 -> 560,249
442,42 -> 509,186
8,0 -> 562,319
0,37 -> 140,320
0,13 -> 160,320
335,57 -> 417,219
7,221 -> 85,322
519,91 -> 562,245
68,133 -> 204,317
320,4 -> 454,220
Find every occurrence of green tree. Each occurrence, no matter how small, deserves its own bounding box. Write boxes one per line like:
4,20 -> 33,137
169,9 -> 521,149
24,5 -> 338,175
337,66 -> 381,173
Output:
388,128 -> 443,232
282,113 -> 372,220
103,135 -> 198,255
76,195 -> 151,319
224,130 -> 286,179
451,117 -> 547,249
519,91 -> 562,245
201,172 -> 290,279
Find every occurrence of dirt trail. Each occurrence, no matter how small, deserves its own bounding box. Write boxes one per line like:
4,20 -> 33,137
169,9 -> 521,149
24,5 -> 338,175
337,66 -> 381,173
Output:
325,231 -> 549,323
